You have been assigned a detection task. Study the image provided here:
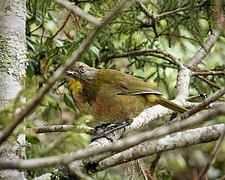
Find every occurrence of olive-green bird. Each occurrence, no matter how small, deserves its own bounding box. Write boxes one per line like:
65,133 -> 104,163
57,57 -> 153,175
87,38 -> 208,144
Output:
66,62 -> 187,124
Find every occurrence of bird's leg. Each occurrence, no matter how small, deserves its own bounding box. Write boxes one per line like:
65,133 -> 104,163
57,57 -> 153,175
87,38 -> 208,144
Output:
91,121 -> 129,142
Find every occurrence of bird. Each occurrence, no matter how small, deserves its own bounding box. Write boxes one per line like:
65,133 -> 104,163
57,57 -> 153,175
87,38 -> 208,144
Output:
66,61 -> 187,127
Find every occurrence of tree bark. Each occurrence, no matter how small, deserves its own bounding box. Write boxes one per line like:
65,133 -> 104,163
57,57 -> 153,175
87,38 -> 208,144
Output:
0,0 -> 27,179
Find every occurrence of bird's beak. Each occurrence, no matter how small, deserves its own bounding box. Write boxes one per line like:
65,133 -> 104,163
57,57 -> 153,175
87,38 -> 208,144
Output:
66,69 -> 80,79
66,70 -> 75,76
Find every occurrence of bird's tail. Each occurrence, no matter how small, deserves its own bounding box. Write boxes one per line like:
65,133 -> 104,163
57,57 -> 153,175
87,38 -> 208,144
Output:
159,96 -> 187,113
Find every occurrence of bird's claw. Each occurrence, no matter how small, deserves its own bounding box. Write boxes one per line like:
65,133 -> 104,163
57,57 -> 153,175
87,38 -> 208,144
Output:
91,122 -> 129,142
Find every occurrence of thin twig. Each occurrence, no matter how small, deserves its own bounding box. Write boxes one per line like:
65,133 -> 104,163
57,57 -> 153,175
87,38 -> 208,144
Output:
137,2 -> 190,21
196,76 -> 221,89
150,153 -> 161,174
47,12 -> 72,47
157,6 -> 190,19
105,49 -> 183,67
199,126 -> 225,180
185,29 -> 220,69
136,160 -> 148,180
32,125 -> 94,134
137,2 -> 158,37
192,71 -> 225,76
173,87 -> 225,123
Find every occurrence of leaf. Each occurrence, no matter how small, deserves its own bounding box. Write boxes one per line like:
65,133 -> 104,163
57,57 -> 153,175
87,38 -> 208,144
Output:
64,94 -> 76,111
26,61 -> 35,78
90,45 -> 100,60
47,12 -> 57,22
26,135 -> 40,144
26,36 -> 36,51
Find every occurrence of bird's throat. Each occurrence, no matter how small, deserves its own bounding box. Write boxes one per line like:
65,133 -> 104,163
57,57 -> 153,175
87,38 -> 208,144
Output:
68,78 -> 83,93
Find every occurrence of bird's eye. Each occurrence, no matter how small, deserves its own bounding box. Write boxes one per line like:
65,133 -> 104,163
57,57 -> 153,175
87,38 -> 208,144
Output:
79,66 -> 86,73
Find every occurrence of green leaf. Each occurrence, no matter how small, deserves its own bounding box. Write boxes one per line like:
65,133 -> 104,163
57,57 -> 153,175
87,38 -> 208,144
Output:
26,61 -> 35,78
90,45 -> 100,60
64,94 -> 76,111
45,93 -> 60,110
47,12 -> 57,22
26,135 -> 40,145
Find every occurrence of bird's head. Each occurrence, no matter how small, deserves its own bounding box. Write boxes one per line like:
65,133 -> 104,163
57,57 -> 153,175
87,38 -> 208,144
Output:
66,61 -> 97,83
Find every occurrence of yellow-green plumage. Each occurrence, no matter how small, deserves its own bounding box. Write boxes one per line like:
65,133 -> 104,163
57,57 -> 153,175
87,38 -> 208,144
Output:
66,62 -> 187,124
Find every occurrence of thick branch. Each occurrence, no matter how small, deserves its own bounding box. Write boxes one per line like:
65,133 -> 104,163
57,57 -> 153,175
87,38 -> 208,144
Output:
97,124 -> 225,171
175,66 -> 191,100
0,104 -> 224,170
55,0 -> 100,26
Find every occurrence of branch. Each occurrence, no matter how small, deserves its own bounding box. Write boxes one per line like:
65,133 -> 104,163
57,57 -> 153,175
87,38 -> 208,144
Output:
173,87 -> 225,123
69,86 -> 225,172
199,125 -> 225,179
138,1 -> 190,20
215,0 -> 225,29
96,124 -> 225,171
175,66 -> 191,100
55,0 -> 100,26
32,125 -> 94,134
0,102 -> 224,171
0,0 -> 137,145
196,76 -> 221,89
105,49 -> 183,67
192,70 -> 225,76
185,29 -> 220,69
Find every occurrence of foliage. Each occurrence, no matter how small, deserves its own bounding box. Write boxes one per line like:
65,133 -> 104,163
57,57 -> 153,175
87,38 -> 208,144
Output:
3,0 -> 222,178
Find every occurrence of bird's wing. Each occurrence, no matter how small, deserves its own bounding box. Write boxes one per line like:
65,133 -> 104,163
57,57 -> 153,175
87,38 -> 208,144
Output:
116,81 -> 162,96
97,69 -> 162,96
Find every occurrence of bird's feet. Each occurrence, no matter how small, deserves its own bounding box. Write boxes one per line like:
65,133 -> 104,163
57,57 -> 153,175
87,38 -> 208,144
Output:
91,122 -> 129,142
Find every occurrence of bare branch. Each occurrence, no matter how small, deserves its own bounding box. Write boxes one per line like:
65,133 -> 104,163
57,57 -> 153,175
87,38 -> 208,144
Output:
1,113 -> 225,171
55,0 -> 101,26
137,2 -> 156,20
32,125 -> 94,134
136,160 -> 148,180
0,0 -> 137,145
199,126 -> 225,179
105,49 -> 183,67
185,29 -> 220,69
96,124 -> 225,171
173,87 -> 225,123
192,70 -> 225,76
157,6 -> 190,19
215,0 -> 225,29
68,86 -> 225,173
138,1 -> 190,20
72,86 -> 225,169
175,66 -> 191,100
196,76 -> 221,89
